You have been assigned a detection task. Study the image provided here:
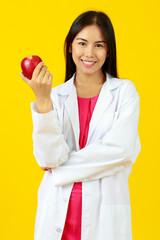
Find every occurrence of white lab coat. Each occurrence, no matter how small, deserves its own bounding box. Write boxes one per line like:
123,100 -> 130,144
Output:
30,72 -> 141,240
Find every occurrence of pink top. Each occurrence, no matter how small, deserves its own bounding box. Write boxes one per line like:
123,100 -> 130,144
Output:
61,94 -> 99,240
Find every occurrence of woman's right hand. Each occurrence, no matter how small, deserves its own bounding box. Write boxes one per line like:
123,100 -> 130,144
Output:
20,61 -> 53,101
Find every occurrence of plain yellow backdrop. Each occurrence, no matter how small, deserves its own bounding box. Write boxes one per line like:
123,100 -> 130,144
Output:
0,0 -> 159,239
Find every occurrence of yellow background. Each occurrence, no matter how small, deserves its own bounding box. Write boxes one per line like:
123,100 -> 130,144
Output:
0,0 -> 159,239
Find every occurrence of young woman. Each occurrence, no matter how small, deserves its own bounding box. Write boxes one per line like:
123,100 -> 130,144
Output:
20,10 -> 141,240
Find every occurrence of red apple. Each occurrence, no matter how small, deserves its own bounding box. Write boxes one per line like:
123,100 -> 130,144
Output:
21,55 -> 42,79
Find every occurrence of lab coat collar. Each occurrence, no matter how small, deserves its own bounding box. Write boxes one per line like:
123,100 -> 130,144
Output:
57,72 -> 123,149
57,72 -> 122,96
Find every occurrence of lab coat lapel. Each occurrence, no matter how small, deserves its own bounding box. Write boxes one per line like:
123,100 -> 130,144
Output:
65,84 -> 80,149
86,73 -> 124,143
57,72 -> 123,148
57,73 -> 80,150
86,73 -> 113,144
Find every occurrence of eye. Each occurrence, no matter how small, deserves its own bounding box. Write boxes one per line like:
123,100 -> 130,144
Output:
96,44 -> 103,47
78,42 -> 103,47
78,42 -> 86,46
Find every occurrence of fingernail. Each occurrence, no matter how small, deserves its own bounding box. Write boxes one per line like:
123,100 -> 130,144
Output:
20,72 -> 22,76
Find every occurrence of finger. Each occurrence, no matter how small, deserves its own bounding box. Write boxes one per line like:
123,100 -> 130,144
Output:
48,73 -> 53,84
49,74 -> 53,82
20,72 -> 31,85
43,70 -> 50,82
38,66 -> 48,81
43,71 -> 53,86
41,167 -> 47,171
41,167 -> 52,171
32,61 -> 44,80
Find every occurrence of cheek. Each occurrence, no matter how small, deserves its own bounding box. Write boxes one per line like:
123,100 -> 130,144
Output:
96,51 -> 107,65
99,50 -> 107,60
72,46 -> 82,58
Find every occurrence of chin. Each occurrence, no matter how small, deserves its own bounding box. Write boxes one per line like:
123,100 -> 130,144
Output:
81,70 -> 97,76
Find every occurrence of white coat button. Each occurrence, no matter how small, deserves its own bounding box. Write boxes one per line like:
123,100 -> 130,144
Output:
56,228 -> 62,233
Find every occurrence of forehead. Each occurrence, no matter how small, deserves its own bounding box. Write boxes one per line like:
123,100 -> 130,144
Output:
74,25 -> 105,41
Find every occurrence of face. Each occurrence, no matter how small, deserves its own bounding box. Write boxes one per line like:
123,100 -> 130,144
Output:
69,24 -> 109,76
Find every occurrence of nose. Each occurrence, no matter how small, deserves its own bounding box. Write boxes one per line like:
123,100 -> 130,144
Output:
84,45 -> 94,58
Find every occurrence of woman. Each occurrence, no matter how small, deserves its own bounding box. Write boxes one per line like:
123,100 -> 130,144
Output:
20,10 -> 141,240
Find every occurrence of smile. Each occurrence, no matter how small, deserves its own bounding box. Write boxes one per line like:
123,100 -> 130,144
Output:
81,59 -> 96,67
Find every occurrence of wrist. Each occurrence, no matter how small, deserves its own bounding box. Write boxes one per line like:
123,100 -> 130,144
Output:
36,97 -> 51,104
36,98 -> 53,113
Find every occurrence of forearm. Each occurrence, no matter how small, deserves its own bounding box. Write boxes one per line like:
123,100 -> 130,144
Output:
31,101 -> 70,168
52,133 -> 141,186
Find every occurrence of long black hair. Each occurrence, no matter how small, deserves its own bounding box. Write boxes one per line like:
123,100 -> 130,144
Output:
64,10 -> 118,82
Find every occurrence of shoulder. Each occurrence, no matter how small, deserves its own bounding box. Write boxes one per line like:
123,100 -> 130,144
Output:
110,75 -> 139,99
116,78 -> 140,109
121,78 -> 139,99
50,78 -> 74,107
50,80 -> 70,101
109,76 -> 140,114
51,77 -> 73,96
51,81 -> 68,93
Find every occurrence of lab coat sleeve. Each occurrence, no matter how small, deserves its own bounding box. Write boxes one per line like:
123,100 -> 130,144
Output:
30,100 -> 70,168
52,81 -> 141,186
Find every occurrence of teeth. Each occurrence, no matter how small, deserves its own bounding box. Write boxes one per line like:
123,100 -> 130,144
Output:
83,60 -> 95,65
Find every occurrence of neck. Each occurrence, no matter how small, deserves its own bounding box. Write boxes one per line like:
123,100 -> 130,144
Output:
74,70 -> 106,88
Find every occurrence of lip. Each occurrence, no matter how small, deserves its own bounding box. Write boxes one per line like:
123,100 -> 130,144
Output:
81,59 -> 96,67
81,59 -> 96,62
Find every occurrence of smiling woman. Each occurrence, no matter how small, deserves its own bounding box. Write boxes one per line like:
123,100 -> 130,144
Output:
64,11 -> 117,83
26,10 -> 141,240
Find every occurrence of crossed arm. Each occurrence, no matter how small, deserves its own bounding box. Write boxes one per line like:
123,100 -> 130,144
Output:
31,81 -> 141,186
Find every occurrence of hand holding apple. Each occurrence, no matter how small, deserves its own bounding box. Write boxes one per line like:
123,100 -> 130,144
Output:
20,60 -> 53,98
20,56 -> 53,113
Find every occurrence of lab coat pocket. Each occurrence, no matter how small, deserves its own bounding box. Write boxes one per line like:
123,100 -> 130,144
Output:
98,204 -> 132,240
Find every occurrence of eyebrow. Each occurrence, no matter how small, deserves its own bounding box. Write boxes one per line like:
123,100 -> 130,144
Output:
76,38 -> 106,43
